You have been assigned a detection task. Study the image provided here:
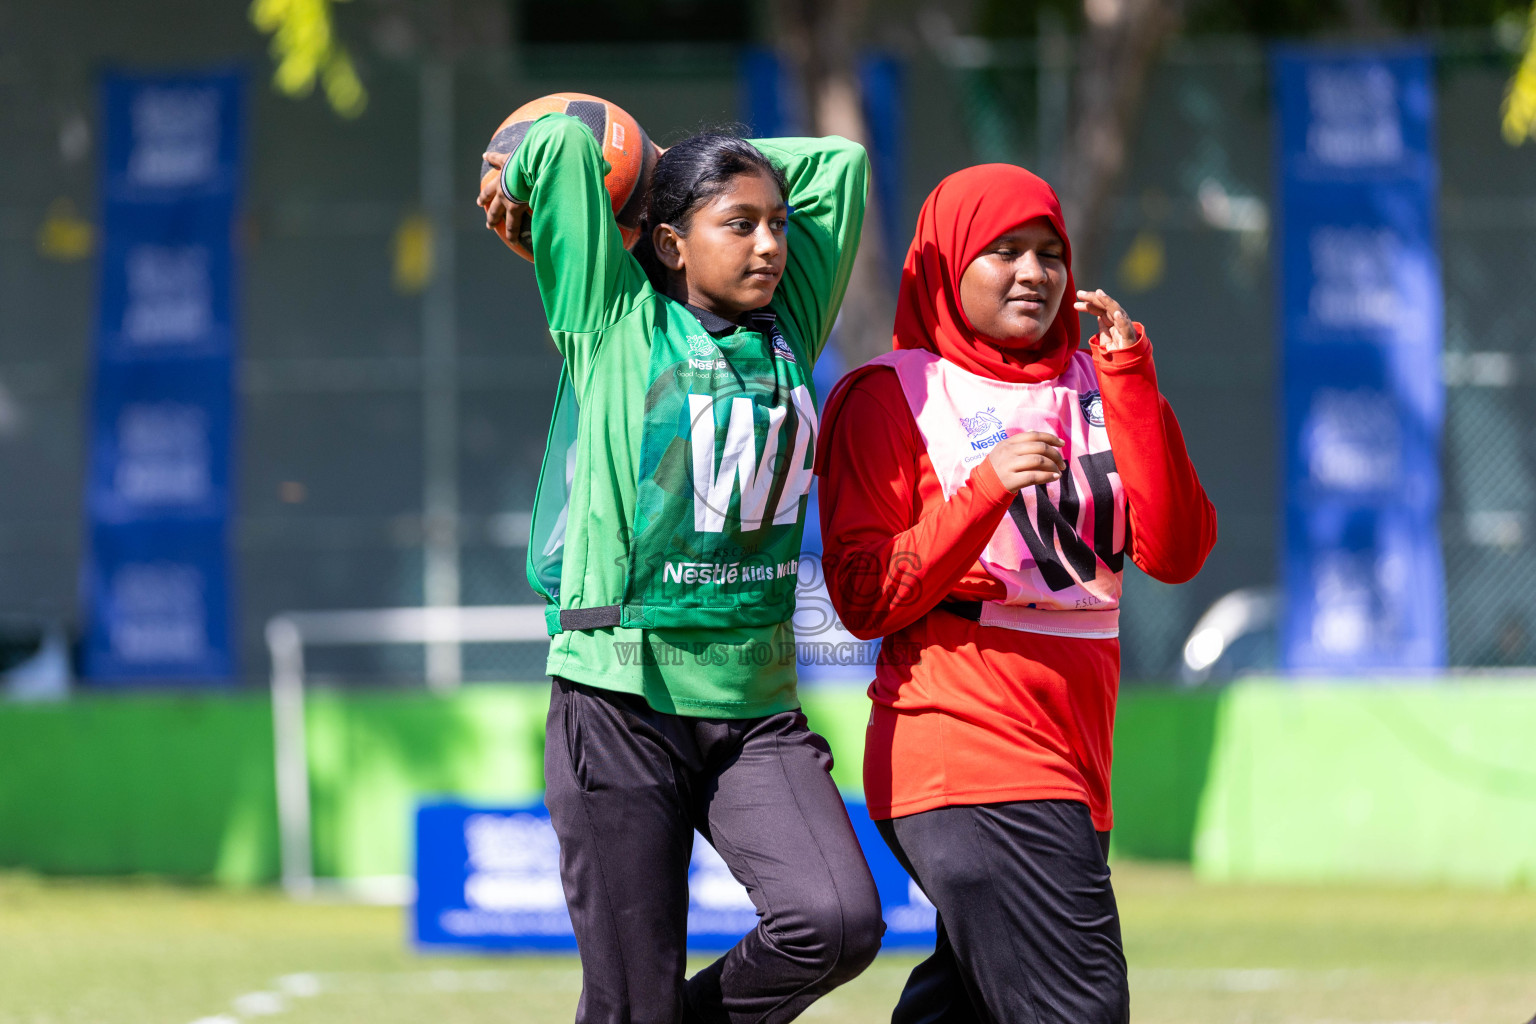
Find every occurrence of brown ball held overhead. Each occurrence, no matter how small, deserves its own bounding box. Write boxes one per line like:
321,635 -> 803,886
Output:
480,92 -> 658,261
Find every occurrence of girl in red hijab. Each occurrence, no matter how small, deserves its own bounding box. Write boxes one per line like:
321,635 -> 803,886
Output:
816,164 -> 1216,1022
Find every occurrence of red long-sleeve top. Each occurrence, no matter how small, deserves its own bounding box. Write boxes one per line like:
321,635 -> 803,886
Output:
816,330 -> 1216,827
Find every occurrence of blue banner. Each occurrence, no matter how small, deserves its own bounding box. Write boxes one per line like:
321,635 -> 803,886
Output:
414,800 -> 937,952
82,71 -> 243,684
858,53 -> 905,284
1275,47 -> 1445,672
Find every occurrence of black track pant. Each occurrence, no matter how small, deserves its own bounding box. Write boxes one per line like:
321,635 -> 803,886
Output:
544,677 -> 885,1024
876,800 -> 1129,1024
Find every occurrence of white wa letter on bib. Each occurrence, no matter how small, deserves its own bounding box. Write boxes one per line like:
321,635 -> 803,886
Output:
689,387 -> 816,533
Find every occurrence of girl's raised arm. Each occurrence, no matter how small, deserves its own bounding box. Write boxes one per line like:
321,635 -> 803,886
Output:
751,136 -> 869,362
501,113 -> 650,382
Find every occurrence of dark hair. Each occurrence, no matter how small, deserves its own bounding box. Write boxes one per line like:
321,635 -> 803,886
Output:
633,131 -> 788,292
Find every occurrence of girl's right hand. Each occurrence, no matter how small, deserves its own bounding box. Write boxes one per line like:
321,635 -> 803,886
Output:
986,432 -> 1066,493
479,150 -> 529,244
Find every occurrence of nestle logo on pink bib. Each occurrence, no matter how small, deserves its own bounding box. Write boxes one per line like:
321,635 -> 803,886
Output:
960,407 -> 1007,452
961,407 -> 1001,436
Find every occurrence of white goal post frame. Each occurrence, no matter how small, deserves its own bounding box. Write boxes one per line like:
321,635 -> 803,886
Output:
265,604 -> 550,900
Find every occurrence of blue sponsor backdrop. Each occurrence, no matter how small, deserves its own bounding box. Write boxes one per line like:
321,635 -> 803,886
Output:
1275,47 -> 1445,672
415,800 -> 937,952
82,71 -> 244,684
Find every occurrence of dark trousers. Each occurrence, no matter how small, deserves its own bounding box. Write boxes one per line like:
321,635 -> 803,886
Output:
876,800 -> 1129,1024
544,677 -> 885,1024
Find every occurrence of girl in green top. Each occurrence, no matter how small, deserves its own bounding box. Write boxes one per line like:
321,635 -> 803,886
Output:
481,115 -> 881,1022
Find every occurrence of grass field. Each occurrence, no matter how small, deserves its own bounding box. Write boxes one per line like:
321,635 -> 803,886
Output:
4,863 -> 1532,1024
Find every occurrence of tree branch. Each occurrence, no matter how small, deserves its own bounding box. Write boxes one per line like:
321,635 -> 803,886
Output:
1057,0 -> 1182,282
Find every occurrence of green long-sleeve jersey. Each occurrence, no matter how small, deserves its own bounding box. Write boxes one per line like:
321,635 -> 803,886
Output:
504,113 -> 869,718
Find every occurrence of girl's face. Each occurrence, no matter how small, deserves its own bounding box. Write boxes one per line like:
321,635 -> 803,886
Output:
958,218 -> 1067,345
653,170 -> 788,319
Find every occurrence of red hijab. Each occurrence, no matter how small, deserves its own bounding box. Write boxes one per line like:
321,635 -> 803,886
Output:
893,163 -> 1078,383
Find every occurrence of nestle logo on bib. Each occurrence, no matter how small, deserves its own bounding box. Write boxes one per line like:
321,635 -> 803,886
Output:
960,407 -> 1007,451
686,333 -> 727,371
960,408 -> 1000,438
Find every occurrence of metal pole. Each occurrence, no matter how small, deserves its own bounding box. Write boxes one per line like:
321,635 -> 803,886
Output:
421,56 -> 461,690
267,616 -> 313,899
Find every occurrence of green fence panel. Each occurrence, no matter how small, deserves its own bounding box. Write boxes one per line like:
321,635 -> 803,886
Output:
799,689 -> 872,794
306,684 -> 549,879
0,686 -> 551,885
1193,679 -> 1536,887
0,694 -> 279,884
1108,688 -> 1222,860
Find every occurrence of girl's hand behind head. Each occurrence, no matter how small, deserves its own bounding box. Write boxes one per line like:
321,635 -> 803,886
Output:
959,218 -> 1069,346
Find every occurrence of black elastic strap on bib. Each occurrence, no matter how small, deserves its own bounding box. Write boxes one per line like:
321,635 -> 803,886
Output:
559,605 -> 623,631
938,600 -> 983,622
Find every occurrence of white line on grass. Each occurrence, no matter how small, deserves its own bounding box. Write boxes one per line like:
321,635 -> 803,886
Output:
1128,967 -> 1371,992
184,967 -> 581,1024
230,992 -> 286,1016
276,974 -> 322,998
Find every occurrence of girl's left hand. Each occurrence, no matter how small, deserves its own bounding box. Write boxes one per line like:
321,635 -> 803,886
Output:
1075,289 -> 1138,352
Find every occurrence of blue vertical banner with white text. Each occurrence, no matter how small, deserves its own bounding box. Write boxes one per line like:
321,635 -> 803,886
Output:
1275,47 -> 1445,672
82,71 -> 244,684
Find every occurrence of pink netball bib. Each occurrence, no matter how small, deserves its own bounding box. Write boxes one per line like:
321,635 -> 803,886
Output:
869,349 -> 1127,638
